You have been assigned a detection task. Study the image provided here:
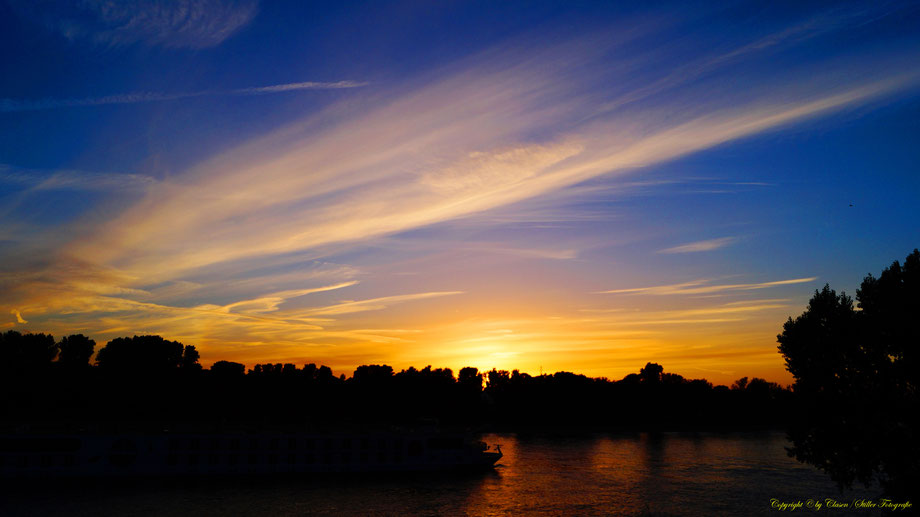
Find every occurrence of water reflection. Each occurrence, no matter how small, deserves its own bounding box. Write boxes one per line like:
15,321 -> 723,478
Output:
462,432 -> 878,516
1,432 -> 879,516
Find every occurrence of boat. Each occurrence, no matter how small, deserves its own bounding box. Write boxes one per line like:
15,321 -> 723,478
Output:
0,429 -> 503,478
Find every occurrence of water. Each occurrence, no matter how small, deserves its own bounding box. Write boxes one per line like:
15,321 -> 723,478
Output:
0,432 -> 885,516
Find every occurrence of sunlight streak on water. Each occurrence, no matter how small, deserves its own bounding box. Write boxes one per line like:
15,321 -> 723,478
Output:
464,432 -> 877,516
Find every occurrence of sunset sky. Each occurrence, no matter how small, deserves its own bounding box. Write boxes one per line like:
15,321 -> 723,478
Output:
1,1 -> 918,385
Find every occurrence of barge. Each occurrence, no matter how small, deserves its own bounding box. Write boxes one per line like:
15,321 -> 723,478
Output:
0,430 -> 503,478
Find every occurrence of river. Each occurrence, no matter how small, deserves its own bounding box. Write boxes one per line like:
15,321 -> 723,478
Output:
1,431 -> 888,516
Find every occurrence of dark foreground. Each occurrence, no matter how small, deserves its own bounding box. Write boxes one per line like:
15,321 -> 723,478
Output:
1,431 -> 892,517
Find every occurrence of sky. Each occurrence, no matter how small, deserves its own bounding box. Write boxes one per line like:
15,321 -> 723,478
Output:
1,0 -> 918,385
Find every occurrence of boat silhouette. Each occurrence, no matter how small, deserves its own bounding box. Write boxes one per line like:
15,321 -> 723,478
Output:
0,428 -> 503,478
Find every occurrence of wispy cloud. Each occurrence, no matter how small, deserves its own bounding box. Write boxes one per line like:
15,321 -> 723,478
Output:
588,2 -> 911,118
658,237 -> 737,254
234,81 -> 366,94
598,277 -> 817,295
219,282 -> 359,314
468,246 -> 578,260
293,291 -> 464,317
0,81 -> 368,113
9,0 -> 259,49
0,164 -> 157,191
10,309 -> 27,324
62,68 -> 919,284
3,5 -> 916,379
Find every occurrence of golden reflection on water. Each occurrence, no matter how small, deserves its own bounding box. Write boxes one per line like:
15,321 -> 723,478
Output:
461,432 -> 875,517
462,433 -> 657,515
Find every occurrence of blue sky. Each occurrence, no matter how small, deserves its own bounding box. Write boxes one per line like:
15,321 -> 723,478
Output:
1,0 -> 918,384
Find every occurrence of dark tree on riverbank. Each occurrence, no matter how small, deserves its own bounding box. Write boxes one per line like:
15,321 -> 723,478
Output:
1,330 -> 791,431
96,335 -> 200,374
57,334 -> 95,369
0,331 -> 57,375
778,249 -> 919,500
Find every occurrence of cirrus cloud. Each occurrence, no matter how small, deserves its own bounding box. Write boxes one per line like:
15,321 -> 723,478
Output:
658,237 -> 738,254
10,0 -> 259,49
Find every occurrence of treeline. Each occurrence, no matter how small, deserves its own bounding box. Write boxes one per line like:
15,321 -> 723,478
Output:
1,332 -> 790,430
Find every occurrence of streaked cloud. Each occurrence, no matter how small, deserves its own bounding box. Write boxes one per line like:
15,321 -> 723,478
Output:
219,282 -> 359,314
469,246 -> 578,260
2,4 -> 916,384
234,81 -> 367,94
420,143 -> 584,194
599,277 -> 817,295
0,81 -> 368,113
658,237 -> 737,254
0,164 -> 157,191
293,291 -> 464,317
62,66 -> 919,284
588,3 -> 908,118
9,0 -> 259,49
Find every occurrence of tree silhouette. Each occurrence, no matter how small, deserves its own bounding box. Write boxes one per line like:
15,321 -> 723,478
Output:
1,331 -> 792,432
731,377 -> 749,391
486,369 -> 510,390
211,360 -> 245,378
57,334 -> 95,368
639,362 -> 664,384
181,344 -> 201,370
352,364 -> 394,384
96,335 -> 199,374
778,250 -> 920,499
315,365 -> 335,383
1,330 -> 58,373
458,367 -> 482,390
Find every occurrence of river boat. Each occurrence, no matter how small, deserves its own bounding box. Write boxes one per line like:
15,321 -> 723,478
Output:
0,429 -> 503,478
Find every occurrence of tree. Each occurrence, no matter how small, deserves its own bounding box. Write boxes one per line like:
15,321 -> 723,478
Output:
0,331 -> 58,374
315,365 -> 334,382
95,335 -> 199,374
211,360 -> 245,378
458,367 -> 483,391
57,334 -> 95,368
181,345 -> 201,371
486,369 -> 510,390
352,364 -> 394,384
639,362 -> 663,384
778,250 -> 920,499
